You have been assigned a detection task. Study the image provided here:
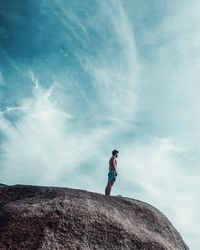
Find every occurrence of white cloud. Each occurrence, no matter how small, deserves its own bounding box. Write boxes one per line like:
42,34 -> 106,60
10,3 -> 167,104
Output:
69,1 -> 141,130
125,1 -> 200,248
0,74 -> 111,185
0,1 -> 141,188
117,138 -> 199,250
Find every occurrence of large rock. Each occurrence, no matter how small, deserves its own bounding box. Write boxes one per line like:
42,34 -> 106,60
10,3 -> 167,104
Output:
0,184 -> 189,250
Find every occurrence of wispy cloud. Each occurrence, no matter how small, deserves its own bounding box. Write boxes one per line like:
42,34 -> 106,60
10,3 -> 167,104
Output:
0,71 -> 120,187
125,1 -> 200,248
117,138 -> 199,249
0,106 -> 29,115
80,1 -> 140,130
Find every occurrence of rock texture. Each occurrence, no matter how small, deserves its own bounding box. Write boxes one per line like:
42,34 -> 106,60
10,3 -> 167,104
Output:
0,184 -> 189,250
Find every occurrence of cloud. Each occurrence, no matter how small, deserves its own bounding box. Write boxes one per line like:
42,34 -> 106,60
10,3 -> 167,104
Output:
0,1 -> 141,187
78,1 -> 140,129
0,73 -> 107,185
117,138 -> 199,249
123,1 -> 200,248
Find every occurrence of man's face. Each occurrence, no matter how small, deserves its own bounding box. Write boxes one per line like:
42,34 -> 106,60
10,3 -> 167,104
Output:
115,153 -> 118,158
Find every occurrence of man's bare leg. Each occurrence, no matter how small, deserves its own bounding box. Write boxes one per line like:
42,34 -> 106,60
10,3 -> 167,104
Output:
105,180 -> 115,196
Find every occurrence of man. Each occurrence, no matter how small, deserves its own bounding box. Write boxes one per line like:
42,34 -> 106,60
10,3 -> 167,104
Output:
105,150 -> 119,196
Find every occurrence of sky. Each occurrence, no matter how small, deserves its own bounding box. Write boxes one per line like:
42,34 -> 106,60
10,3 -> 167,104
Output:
0,0 -> 199,249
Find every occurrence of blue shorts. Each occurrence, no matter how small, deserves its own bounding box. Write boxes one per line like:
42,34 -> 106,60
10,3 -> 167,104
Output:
108,170 -> 117,182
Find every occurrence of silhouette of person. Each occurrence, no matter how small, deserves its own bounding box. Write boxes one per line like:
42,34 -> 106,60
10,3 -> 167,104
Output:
105,150 -> 119,196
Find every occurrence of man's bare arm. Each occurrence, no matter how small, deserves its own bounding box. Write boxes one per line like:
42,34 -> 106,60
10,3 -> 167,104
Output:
112,157 -> 118,175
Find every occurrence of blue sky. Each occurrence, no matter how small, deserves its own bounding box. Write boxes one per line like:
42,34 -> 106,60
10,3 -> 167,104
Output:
0,1 -> 199,249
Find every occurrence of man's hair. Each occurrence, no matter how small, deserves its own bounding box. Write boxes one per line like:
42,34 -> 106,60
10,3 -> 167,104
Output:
112,150 -> 119,156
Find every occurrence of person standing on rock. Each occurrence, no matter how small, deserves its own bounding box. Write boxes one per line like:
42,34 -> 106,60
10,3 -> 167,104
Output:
105,150 -> 119,196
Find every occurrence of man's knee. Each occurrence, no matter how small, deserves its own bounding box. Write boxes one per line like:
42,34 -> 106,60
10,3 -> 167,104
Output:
110,180 -> 115,186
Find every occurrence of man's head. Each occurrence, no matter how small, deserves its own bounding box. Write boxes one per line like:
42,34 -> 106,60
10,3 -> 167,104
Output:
112,150 -> 119,157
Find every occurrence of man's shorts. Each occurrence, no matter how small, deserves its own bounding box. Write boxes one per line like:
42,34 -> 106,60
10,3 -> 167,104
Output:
108,170 -> 117,182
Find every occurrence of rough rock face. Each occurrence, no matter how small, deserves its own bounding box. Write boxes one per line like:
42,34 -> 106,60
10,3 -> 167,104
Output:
0,184 -> 189,250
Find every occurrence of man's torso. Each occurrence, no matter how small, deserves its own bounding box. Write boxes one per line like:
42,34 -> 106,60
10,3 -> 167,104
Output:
109,156 -> 117,172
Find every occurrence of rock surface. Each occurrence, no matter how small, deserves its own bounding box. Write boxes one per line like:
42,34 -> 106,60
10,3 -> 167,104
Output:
0,184 -> 189,250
